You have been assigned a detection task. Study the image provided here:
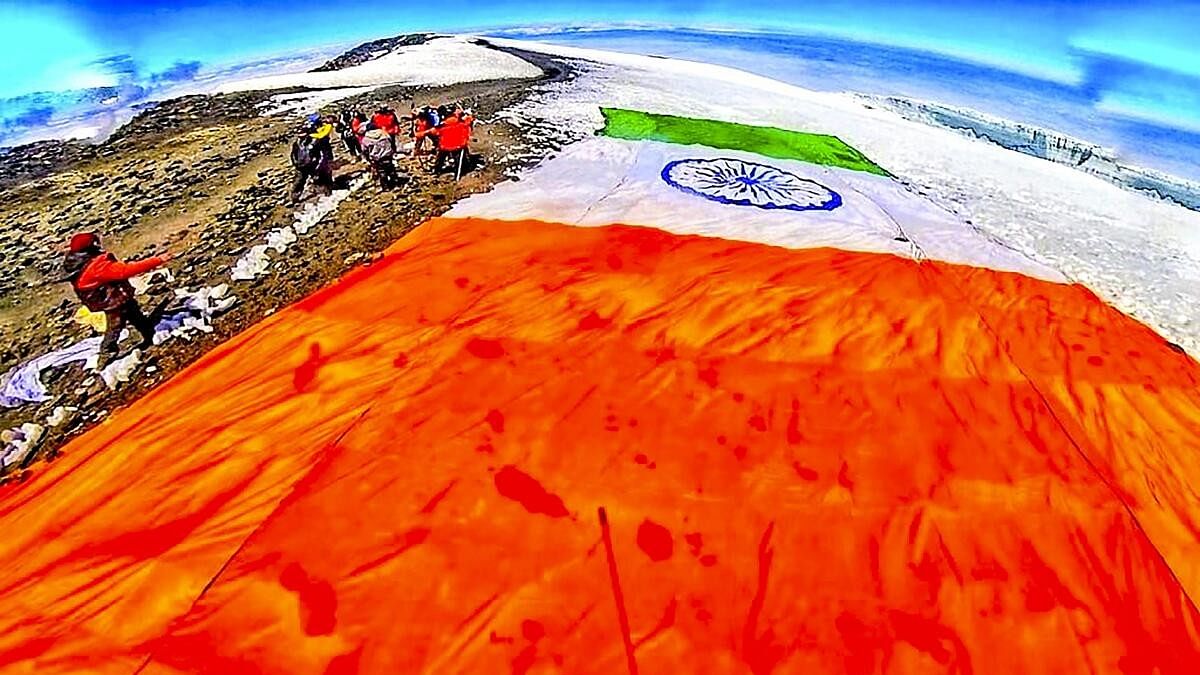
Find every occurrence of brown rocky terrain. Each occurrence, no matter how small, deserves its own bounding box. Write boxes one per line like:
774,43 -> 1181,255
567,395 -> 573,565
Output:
0,42 -> 580,481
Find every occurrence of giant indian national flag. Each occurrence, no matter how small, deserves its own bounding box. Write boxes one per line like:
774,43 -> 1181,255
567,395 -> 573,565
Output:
0,109 -> 1198,675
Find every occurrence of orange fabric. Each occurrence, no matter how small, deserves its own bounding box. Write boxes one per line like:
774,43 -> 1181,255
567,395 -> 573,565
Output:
1,217 -> 1198,674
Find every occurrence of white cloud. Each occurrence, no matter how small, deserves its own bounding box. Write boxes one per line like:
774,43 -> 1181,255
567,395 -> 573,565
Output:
63,68 -> 118,91
0,7 -> 108,97
1070,6 -> 1200,79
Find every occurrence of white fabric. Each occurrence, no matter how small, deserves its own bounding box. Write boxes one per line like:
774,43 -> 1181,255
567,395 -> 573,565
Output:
152,284 -> 238,346
129,268 -> 176,295
0,282 -> 239,409
100,351 -> 141,390
1,422 -> 45,468
448,136 -> 1062,280
265,226 -> 298,253
0,338 -> 102,407
45,406 -> 76,427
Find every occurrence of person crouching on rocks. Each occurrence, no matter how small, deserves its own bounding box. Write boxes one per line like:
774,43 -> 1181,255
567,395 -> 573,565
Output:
289,113 -> 335,204
62,233 -> 172,367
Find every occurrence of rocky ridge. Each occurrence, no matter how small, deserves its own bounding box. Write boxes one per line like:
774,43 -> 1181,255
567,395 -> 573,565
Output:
310,33 -> 437,72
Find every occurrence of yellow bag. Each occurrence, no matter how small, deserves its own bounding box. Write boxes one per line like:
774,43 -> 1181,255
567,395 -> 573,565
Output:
73,306 -> 108,333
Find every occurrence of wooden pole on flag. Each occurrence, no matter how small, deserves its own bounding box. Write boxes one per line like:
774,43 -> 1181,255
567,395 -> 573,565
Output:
599,507 -> 640,675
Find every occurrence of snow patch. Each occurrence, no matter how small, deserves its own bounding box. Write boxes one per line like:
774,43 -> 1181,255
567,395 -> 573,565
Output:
231,175 -> 368,281
260,87 -> 377,117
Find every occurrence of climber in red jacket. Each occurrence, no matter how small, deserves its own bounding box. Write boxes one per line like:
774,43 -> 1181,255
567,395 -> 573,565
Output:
429,107 -> 474,178
371,107 -> 402,151
62,232 -> 172,365
411,108 -> 434,156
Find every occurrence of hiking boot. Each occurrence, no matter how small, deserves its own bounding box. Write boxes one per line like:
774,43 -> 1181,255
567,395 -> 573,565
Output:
147,298 -> 173,326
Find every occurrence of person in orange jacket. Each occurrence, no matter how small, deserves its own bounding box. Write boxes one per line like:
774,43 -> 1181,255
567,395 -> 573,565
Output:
371,107 -> 402,151
61,232 -> 172,364
429,106 -> 475,178
370,108 -> 394,134
411,107 -> 434,156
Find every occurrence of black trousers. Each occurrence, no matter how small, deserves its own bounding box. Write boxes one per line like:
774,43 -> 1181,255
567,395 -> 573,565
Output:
290,166 -> 334,201
101,301 -> 156,355
432,148 -> 467,177
371,159 -> 399,189
341,133 -> 362,159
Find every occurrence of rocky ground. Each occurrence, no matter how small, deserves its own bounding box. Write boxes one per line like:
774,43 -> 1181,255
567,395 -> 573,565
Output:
0,42 -> 579,481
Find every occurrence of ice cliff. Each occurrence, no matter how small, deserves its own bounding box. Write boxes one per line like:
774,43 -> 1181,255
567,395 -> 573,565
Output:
864,95 -> 1200,212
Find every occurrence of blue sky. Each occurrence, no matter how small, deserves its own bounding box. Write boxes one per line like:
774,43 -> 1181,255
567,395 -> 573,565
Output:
2,1 -> 1199,131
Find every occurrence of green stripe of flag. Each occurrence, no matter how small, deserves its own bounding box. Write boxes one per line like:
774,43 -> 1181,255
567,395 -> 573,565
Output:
599,108 -> 890,177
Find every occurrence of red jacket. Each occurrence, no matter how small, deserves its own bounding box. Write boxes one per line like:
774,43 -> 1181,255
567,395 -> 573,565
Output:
65,252 -> 164,312
372,112 -> 400,135
77,254 -> 163,291
433,115 -> 472,151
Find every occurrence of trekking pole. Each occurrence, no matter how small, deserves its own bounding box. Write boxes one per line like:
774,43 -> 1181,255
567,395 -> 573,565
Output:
454,149 -> 465,181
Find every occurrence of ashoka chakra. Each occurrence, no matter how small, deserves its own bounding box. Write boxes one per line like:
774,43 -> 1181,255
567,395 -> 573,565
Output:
661,157 -> 842,212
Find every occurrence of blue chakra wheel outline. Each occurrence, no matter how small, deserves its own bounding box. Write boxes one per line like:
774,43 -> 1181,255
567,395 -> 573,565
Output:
660,157 -> 842,212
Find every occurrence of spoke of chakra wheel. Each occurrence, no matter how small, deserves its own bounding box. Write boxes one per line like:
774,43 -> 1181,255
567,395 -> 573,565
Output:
0,108 -> 1197,673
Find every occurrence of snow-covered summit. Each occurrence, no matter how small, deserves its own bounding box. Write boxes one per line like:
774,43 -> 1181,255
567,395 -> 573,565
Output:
219,35 -> 541,93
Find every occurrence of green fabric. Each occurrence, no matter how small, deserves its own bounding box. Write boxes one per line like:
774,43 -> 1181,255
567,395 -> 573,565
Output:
599,108 -> 890,177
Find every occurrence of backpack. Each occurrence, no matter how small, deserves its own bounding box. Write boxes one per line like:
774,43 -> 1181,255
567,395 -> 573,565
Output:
65,252 -> 133,312
364,131 -> 394,162
292,137 -> 318,171
76,280 -> 133,313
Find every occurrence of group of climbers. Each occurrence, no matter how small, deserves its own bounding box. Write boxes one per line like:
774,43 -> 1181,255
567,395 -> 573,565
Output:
417,104 -> 476,179
290,101 -> 478,198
